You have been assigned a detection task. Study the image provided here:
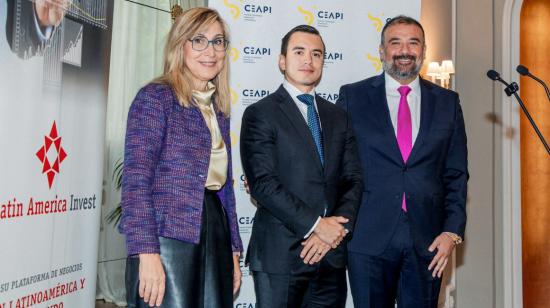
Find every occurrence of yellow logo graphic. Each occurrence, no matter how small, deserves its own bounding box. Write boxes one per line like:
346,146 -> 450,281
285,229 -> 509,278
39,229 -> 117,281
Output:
366,53 -> 382,72
229,47 -> 239,62
230,131 -> 238,146
367,13 -> 383,32
223,0 -> 241,20
297,6 -> 314,25
230,87 -> 239,105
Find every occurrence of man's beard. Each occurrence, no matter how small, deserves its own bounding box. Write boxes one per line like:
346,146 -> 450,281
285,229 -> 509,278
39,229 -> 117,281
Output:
383,54 -> 423,81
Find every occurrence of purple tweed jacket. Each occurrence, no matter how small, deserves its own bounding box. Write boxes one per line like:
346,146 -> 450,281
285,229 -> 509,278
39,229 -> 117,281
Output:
119,82 -> 243,256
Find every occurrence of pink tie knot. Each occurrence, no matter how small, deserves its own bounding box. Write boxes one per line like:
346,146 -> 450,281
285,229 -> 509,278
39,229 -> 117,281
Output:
398,85 -> 411,97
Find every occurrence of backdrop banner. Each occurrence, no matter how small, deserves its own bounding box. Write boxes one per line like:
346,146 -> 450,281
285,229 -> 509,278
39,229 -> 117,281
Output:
208,1 -> 420,307
0,0 -> 112,307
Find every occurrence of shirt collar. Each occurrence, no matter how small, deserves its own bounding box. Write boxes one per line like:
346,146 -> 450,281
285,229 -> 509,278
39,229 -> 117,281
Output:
283,79 -> 316,99
384,73 -> 420,97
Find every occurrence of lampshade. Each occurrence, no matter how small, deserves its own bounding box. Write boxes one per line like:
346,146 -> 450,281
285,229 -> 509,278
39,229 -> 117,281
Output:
426,62 -> 441,77
441,60 -> 455,74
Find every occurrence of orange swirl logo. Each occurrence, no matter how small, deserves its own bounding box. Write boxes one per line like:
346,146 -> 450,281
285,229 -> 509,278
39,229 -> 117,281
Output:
230,131 -> 238,146
368,13 -> 383,32
229,47 -> 239,62
223,0 -> 241,20
297,6 -> 314,25
366,53 -> 383,72
230,87 -> 239,105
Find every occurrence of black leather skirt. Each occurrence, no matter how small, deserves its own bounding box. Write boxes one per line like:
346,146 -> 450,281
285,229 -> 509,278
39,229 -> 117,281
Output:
125,189 -> 234,308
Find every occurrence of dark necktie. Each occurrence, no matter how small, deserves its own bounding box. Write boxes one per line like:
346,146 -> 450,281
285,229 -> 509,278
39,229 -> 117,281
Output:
297,94 -> 324,165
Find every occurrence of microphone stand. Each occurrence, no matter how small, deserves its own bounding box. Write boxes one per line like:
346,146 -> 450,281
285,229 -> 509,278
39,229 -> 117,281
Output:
517,65 -> 550,101
497,79 -> 550,155
525,74 -> 550,102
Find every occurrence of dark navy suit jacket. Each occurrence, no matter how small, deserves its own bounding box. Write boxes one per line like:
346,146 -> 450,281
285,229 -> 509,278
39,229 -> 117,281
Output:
337,73 -> 468,258
240,85 -> 363,273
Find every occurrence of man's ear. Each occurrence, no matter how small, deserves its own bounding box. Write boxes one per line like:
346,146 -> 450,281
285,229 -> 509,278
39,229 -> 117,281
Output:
278,54 -> 286,73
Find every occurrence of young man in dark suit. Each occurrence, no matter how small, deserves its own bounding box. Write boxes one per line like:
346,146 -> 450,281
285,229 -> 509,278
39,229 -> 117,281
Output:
240,25 -> 363,308
337,15 -> 468,308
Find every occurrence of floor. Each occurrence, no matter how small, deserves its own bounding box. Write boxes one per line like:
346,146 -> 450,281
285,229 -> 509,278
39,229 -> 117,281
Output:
95,300 -> 122,308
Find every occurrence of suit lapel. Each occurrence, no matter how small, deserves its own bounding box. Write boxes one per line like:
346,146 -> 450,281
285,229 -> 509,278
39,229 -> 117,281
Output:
276,86 -> 324,172
368,75 -> 404,164
408,78 -> 435,163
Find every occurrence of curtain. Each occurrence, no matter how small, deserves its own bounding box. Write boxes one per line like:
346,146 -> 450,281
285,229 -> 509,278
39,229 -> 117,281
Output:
97,0 -> 205,305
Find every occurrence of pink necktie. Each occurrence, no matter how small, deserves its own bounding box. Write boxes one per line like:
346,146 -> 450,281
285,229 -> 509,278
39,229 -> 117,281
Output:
397,85 -> 412,211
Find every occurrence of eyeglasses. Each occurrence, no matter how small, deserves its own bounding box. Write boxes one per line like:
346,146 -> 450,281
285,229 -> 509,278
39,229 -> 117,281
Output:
188,36 -> 229,51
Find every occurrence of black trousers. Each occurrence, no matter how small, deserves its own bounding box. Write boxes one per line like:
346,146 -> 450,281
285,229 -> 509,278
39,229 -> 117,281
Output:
252,259 -> 347,308
125,190 -> 233,308
348,211 -> 442,308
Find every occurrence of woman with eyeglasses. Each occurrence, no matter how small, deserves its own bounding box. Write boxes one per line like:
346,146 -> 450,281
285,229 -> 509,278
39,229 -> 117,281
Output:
119,7 -> 243,308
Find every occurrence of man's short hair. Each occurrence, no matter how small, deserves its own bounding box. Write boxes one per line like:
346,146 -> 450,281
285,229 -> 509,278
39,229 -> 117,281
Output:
380,15 -> 425,46
280,24 -> 325,56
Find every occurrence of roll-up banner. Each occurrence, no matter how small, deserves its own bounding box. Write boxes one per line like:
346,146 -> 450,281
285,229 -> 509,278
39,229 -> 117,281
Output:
0,0 -> 112,307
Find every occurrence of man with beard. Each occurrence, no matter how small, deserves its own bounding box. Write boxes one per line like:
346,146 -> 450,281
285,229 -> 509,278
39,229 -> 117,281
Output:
336,15 -> 468,308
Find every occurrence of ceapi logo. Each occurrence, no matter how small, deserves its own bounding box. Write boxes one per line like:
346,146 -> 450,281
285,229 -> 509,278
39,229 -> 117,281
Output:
240,45 -> 272,64
317,10 -> 343,20
243,46 -> 271,56
242,88 -> 270,98
244,4 -> 271,14
298,6 -> 343,28
238,214 -> 254,234
223,1 -> 272,21
324,52 -> 343,61
35,121 -> 67,188
238,259 -> 250,277
317,92 -> 339,102
238,216 -> 255,225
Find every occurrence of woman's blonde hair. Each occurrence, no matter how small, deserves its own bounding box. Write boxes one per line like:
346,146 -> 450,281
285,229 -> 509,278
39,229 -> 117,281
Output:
154,7 -> 231,117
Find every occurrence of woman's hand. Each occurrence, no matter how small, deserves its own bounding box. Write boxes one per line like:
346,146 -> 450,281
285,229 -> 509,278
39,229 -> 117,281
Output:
139,253 -> 166,307
232,254 -> 242,296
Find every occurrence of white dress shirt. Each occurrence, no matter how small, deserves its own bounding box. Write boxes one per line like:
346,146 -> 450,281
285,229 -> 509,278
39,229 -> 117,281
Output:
283,80 -> 321,127
282,80 -> 324,238
384,73 -> 421,145
32,9 -> 54,42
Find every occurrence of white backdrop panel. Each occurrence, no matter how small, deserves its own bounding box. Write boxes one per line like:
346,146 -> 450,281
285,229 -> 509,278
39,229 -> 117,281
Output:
208,1 -> 420,307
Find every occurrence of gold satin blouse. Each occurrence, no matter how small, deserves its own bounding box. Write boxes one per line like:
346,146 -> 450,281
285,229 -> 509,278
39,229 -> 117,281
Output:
192,82 -> 228,190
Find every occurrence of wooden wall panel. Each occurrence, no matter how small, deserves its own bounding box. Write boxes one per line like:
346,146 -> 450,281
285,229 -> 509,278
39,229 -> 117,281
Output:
520,1 -> 550,307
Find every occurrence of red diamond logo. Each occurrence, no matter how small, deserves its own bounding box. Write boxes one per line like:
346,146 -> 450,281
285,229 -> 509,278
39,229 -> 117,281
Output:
36,121 -> 68,188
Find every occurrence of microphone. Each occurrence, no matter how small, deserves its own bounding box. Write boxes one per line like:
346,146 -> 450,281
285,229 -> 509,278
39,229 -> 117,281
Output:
516,64 -> 529,76
486,69 -> 500,81
487,69 -> 550,155
486,70 -> 519,97
516,65 -> 550,101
